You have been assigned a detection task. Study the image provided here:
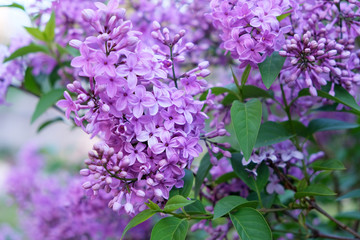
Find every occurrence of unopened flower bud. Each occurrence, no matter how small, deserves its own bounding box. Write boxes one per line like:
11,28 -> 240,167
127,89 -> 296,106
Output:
82,181 -> 92,189
82,9 -> 95,22
152,21 -> 161,30
80,169 -> 90,176
69,40 -> 82,49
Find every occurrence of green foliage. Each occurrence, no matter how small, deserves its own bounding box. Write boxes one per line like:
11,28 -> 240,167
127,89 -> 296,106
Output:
24,67 -> 41,96
241,64 -> 251,86
337,189 -> 360,201
31,88 -> 65,123
336,211 -> 360,221
298,84 -> 360,114
145,200 -> 161,211
44,12 -> 56,41
184,200 -> 206,214
231,99 -> 262,161
4,44 -> 49,63
230,208 -> 272,240
258,52 -> 286,89
213,196 -> 258,219
280,120 -> 310,138
230,154 -> 270,192
242,85 -> 274,99
308,118 -> 360,133
0,2 -> 25,11
194,153 -> 212,198
24,27 -> 46,41
276,13 -> 291,21
121,209 -> 157,240
151,217 -> 188,240
37,117 -> 63,133
214,171 -> 237,184
295,184 -> 336,199
163,195 -> 195,212
311,160 -> 346,171
255,121 -> 295,148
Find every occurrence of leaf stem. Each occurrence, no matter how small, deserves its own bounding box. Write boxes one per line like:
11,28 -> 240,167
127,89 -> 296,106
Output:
308,200 -> 360,239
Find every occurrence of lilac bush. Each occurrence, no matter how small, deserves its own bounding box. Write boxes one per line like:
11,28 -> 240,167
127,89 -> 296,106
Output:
1,0 -> 360,239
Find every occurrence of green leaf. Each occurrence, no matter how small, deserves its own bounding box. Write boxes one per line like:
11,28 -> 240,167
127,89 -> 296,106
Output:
231,99 -> 262,161
164,195 -> 195,212
194,153 -> 212,198
222,93 -> 238,106
230,208 -> 272,240
298,84 -> 360,114
308,118 -> 359,134
230,153 -> 269,192
49,65 -> 60,87
145,199 -> 161,211
337,189 -> 360,201
44,12 -> 56,41
24,27 -> 45,41
215,171 -> 237,184
242,85 -> 274,99
241,64 -> 251,86
24,67 -> 41,96
169,188 -> 180,199
295,184 -> 336,199
211,85 -> 239,97
276,13 -> 291,21
31,88 -> 65,123
255,121 -> 295,148
121,209 -> 156,240
336,211 -> 360,221
213,196 -> 258,219
0,3 -> 25,11
311,160 -> 345,171
178,169 -> 194,197
37,117 -> 63,133
255,163 -> 270,191
258,51 -> 286,89
184,200 -> 206,214
151,217 -> 188,240
4,44 -> 49,63
199,84 -> 240,102
280,120 -> 310,138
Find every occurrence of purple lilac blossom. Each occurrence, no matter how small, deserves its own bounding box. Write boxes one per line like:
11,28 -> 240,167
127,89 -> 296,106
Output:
57,0 -> 219,215
209,0 -> 294,67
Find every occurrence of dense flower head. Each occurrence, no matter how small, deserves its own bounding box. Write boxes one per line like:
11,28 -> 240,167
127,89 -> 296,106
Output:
209,0 -> 294,67
279,0 -> 360,96
57,0 -> 213,215
279,31 -> 359,96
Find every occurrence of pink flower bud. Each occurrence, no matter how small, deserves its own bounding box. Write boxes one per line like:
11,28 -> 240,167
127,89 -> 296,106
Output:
152,21 -> 161,30
80,169 -> 90,176
69,40 -> 82,49
82,9 -> 95,22
82,181 -> 92,189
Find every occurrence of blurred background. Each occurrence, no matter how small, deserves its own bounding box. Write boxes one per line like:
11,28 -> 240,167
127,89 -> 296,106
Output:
0,0 -> 96,233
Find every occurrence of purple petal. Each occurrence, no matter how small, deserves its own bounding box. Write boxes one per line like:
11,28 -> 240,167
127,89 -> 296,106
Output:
151,143 -> 165,154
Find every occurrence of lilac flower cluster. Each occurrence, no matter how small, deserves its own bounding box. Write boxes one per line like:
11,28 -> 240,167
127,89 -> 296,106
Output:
242,140 -> 325,194
209,0 -> 293,67
279,0 -> 360,96
279,31 -> 357,96
58,0 -> 211,215
0,37 -> 31,104
128,0 -> 225,65
6,144 -> 152,240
